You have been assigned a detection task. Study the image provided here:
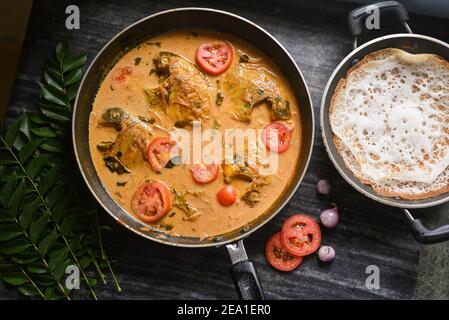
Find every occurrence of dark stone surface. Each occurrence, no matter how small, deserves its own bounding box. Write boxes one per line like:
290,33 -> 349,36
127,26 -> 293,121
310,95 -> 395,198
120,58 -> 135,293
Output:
3,0 -> 448,300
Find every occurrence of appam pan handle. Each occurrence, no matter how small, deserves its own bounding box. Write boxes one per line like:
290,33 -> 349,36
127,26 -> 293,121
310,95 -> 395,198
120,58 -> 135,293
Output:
226,240 -> 265,300
403,209 -> 449,244
348,1 -> 412,49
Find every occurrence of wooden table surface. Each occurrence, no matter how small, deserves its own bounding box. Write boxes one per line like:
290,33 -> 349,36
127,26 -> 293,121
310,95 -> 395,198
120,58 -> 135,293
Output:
2,0 -> 449,300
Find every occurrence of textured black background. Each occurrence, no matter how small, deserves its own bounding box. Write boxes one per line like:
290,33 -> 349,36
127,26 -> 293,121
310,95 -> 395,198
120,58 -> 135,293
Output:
2,0 -> 449,299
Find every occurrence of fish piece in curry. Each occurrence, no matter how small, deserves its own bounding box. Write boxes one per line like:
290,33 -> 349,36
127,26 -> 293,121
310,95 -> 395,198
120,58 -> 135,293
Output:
144,52 -> 212,124
97,107 -> 153,174
224,57 -> 292,122
222,160 -> 271,206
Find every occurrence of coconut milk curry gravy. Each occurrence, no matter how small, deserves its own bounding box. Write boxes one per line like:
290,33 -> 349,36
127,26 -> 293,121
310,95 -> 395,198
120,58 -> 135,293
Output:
89,30 -> 301,239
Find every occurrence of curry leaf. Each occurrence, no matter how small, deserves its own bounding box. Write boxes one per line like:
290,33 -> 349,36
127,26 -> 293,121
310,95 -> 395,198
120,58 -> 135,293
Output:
29,113 -> 47,124
18,138 -> 45,163
4,120 -> 19,147
51,195 -> 71,224
7,179 -> 25,214
41,108 -> 70,122
10,251 -> 39,264
37,164 -> 60,195
60,214 -> 77,237
19,205 -> 38,229
18,284 -> 40,296
48,247 -> 68,271
0,230 -> 22,242
44,69 -> 64,92
38,82 -> 67,107
66,84 -> 79,102
44,287 -> 56,300
29,211 -> 49,244
45,61 -> 61,79
0,150 -> 16,165
63,53 -> 87,73
31,127 -> 57,138
45,184 -> 66,208
64,68 -> 82,86
54,258 -> 71,282
12,134 -> 26,151
55,41 -> 68,64
49,121 -> 65,132
38,101 -> 71,122
40,139 -> 65,153
26,154 -> 52,178
0,174 -> 16,208
1,238 -> 32,255
0,263 -> 15,272
80,256 -> 93,269
26,262 -> 47,274
2,272 -> 28,286
18,114 -> 31,141
35,273 -> 56,287
37,230 -> 58,256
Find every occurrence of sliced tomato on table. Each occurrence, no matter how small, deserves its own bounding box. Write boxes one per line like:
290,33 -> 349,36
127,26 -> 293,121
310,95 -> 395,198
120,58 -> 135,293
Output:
262,122 -> 292,153
131,181 -> 171,223
111,66 -> 133,84
147,137 -> 177,172
280,214 -> 321,256
266,232 -> 303,272
189,163 -> 219,184
196,41 -> 233,76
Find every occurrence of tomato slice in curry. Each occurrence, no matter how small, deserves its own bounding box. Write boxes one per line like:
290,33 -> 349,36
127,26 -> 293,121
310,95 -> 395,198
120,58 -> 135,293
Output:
147,137 -> 177,173
131,181 -> 171,223
189,163 -> 219,184
195,41 -> 233,75
262,122 -> 292,153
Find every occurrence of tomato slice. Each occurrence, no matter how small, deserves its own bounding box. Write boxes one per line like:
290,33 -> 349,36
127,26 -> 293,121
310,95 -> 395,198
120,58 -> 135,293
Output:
147,137 -> 177,173
196,41 -> 233,76
189,163 -> 219,184
266,233 -> 303,272
280,214 -> 321,256
131,181 -> 171,223
217,186 -> 237,206
262,122 -> 292,153
111,66 -> 133,84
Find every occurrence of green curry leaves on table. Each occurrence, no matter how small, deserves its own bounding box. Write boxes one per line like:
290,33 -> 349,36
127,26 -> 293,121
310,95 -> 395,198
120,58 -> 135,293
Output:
0,42 -> 120,299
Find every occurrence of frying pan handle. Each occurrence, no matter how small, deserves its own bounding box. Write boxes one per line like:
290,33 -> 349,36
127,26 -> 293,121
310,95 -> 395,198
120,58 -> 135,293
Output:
348,1 -> 412,48
403,209 -> 449,244
226,240 -> 265,300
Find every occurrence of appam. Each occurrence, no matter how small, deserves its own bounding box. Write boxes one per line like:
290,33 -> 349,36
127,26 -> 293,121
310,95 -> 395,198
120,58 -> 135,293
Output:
330,48 -> 449,199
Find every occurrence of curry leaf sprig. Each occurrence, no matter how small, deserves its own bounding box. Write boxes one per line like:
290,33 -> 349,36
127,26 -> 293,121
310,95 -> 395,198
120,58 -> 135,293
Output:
0,42 -> 121,299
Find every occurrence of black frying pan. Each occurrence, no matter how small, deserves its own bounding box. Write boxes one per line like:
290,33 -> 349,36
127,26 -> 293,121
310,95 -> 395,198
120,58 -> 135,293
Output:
73,8 -> 314,299
321,1 -> 449,244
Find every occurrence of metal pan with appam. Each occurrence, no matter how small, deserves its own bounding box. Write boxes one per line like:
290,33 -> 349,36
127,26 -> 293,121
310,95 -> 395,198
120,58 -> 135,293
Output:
321,1 -> 449,244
